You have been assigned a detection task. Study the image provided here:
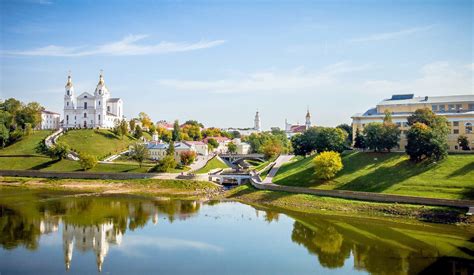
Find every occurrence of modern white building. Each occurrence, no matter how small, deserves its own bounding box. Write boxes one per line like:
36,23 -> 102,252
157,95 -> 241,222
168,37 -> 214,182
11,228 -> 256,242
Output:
38,110 -> 61,130
63,73 -> 123,129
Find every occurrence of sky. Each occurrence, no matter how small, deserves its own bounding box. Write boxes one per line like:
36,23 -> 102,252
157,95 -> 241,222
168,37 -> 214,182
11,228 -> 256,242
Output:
1,0 -> 473,130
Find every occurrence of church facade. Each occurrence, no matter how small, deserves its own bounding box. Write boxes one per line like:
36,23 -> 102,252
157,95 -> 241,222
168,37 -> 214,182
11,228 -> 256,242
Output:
63,73 -> 123,129
285,109 -> 312,137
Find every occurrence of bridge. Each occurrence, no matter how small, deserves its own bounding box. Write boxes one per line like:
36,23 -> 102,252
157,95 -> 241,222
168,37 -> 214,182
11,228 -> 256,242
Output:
218,153 -> 265,164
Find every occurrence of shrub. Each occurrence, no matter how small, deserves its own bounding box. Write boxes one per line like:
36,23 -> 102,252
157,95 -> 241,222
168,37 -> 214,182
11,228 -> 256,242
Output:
313,151 -> 343,180
458,135 -> 470,150
78,152 -> 97,171
50,142 -> 70,160
151,155 -> 177,172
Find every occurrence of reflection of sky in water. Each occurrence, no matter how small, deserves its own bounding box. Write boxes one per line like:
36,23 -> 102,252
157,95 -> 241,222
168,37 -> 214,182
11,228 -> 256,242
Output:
0,201 -> 365,274
1,194 -> 472,275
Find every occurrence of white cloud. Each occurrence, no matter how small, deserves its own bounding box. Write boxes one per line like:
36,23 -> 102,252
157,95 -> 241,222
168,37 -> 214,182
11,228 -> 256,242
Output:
158,62 -> 371,94
349,25 -> 433,43
364,62 -> 474,95
2,34 -> 226,57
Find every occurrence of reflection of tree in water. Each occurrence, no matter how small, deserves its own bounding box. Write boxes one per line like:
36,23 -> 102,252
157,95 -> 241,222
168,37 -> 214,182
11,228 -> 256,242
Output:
0,206 -> 41,250
291,221 -> 351,268
264,210 -> 279,223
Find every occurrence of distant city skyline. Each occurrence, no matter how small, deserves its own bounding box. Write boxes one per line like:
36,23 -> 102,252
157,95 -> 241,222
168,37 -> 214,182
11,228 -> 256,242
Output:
1,0 -> 472,129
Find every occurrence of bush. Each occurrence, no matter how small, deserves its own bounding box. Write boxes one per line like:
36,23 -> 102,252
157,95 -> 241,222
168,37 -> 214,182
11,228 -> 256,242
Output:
151,155 -> 177,172
51,142 -> 70,160
313,151 -> 343,180
78,152 -> 97,170
180,151 -> 196,165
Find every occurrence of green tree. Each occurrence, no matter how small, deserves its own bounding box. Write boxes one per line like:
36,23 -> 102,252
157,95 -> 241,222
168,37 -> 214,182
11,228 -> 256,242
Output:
227,142 -> 237,154
313,151 -> 343,180
129,142 -> 149,167
363,123 -> 384,152
138,112 -> 152,129
207,138 -> 219,151
51,142 -> 70,160
129,119 -> 136,133
79,152 -> 98,170
291,134 -> 312,157
336,124 -> 352,145
134,125 -> 143,139
457,135 -> 470,150
0,123 -> 9,148
380,111 -> 401,152
353,128 -> 366,149
313,127 -> 347,153
24,123 -> 33,136
152,155 -> 176,172
406,109 -> 449,162
167,141 -> 175,156
172,120 -> 181,141
115,119 -> 128,139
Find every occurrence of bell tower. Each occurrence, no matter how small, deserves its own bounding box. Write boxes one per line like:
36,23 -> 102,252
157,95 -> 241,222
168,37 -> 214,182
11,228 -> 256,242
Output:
254,110 -> 262,132
305,107 -> 311,130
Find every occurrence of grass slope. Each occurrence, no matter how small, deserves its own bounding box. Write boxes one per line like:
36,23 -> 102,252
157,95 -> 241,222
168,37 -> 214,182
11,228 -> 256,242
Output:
273,152 -> 474,200
195,156 -> 229,174
0,130 -> 51,156
58,129 -> 136,159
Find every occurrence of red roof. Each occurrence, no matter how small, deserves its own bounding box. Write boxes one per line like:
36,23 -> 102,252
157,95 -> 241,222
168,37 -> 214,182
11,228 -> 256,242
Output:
203,136 -> 230,143
290,125 -> 306,133
184,141 -> 206,146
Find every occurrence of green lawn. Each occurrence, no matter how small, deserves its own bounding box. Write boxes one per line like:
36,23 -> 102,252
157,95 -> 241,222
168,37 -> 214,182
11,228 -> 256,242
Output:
195,156 -> 229,174
0,130 -> 52,156
273,152 -> 474,200
58,129 -> 136,160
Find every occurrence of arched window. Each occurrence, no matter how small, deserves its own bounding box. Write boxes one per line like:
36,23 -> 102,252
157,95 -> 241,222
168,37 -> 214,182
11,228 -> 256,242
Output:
84,102 -> 87,109
66,115 -> 69,122
84,113 -> 87,118
466,122 -> 473,134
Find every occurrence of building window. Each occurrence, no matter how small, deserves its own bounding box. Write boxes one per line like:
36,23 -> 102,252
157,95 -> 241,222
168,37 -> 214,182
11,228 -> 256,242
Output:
98,101 -> 101,106
67,101 -> 69,106
469,104 -> 474,111
98,114 -> 101,121
84,113 -> 87,118
431,105 -> 438,111
466,123 -> 473,134
107,106 -> 110,112
439,105 -> 446,112
448,104 -> 455,111
453,121 -> 459,127
66,115 -> 69,122
456,104 -> 462,111
453,129 -> 459,134
84,102 -> 87,109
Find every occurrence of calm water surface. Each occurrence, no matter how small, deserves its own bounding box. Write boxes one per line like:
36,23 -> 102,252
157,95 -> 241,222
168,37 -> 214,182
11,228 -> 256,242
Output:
0,188 -> 473,274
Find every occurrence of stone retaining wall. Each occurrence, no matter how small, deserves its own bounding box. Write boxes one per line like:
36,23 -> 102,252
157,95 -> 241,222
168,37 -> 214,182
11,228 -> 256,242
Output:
250,178 -> 473,209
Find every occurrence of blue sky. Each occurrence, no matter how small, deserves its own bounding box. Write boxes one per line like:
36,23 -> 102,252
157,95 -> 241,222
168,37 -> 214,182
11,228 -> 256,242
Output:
1,0 -> 472,129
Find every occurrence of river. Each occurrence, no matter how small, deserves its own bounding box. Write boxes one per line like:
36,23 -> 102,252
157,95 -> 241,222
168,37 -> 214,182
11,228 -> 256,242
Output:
0,188 -> 472,274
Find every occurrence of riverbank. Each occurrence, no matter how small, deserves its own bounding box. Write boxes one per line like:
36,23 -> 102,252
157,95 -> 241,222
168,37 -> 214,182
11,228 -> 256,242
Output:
1,176 -> 472,225
0,176 -> 222,200
224,184 -> 474,225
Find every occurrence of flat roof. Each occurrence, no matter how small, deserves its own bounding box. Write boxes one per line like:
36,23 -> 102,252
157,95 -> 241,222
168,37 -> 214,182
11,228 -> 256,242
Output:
378,94 -> 474,106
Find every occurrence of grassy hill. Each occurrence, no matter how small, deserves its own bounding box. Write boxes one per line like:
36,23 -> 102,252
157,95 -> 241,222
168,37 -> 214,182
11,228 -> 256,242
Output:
58,129 -> 136,160
273,152 -> 474,200
0,130 -> 51,156
195,156 -> 229,174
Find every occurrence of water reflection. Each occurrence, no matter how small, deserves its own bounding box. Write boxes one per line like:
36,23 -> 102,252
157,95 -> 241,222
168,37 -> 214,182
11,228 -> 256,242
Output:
0,188 -> 473,274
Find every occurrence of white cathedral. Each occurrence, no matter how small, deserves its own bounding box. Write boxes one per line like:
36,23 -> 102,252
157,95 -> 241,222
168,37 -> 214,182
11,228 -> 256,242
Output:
63,73 -> 123,129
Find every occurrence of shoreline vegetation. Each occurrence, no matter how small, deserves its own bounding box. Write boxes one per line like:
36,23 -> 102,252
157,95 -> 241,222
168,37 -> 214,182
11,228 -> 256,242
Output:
1,177 -> 472,226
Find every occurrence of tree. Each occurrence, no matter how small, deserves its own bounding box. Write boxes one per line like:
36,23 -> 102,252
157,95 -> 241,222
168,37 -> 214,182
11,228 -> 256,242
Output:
51,143 -> 70,160
129,142 -> 148,167
262,139 -> 283,159
157,126 -> 172,142
172,120 -> 181,141
138,112 -> 152,129
336,124 -> 352,145
291,134 -> 312,157
363,123 -> 384,152
24,123 -> 33,136
227,142 -> 237,154
313,127 -> 347,153
380,111 -> 401,152
148,123 -> 156,135
152,155 -> 176,172
115,119 -> 128,139
129,119 -> 136,133
184,120 -> 204,128
79,152 -> 97,170
458,135 -> 470,150
353,128 -> 366,149
313,151 -> 343,180
134,125 -> 143,139
406,109 -> 449,162
180,151 -> 196,165
207,138 -> 219,151
0,123 -> 9,148
181,124 -> 202,141
15,102 -> 43,129
167,141 -> 175,156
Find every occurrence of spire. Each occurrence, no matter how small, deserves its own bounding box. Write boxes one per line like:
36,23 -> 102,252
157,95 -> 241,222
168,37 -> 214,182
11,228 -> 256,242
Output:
306,106 -> 311,118
65,71 -> 73,88
98,69 -> 104,85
